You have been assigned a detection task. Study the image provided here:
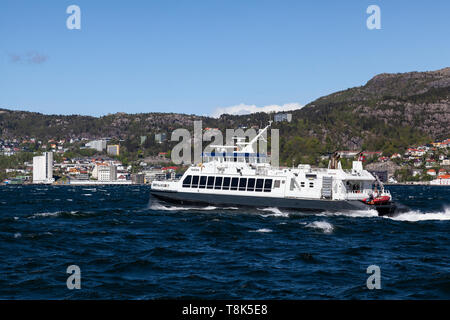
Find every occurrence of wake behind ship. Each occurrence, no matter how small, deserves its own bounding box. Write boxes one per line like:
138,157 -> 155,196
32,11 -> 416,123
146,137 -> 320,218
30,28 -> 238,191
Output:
151,123 -> 400,216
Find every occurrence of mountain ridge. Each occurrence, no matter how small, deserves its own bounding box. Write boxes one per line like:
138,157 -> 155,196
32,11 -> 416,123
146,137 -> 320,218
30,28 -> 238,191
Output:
1,67 -> 449,165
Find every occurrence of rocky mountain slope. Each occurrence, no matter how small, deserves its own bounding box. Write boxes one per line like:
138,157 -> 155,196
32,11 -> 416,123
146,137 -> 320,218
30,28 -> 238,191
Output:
1,67 -> 449,164
278,67 -> 450,161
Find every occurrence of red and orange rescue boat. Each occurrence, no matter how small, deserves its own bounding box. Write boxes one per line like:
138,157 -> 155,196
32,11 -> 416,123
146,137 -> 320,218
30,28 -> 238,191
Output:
363,195 -> 391,205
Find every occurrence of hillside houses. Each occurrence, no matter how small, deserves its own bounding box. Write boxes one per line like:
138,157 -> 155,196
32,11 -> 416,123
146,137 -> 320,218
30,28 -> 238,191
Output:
325,138 -> 449,183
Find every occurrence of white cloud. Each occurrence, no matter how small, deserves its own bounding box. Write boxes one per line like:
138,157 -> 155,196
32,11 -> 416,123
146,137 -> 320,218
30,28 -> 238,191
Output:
211,103 -> 303,118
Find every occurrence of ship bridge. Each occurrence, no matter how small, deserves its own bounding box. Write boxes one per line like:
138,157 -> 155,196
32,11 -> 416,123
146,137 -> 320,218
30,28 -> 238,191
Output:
201,152 -> 269,164
202,122 -> 272,165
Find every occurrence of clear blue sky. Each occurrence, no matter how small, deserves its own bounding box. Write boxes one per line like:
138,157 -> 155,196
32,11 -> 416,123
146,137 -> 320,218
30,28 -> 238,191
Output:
1,0 -> 449,117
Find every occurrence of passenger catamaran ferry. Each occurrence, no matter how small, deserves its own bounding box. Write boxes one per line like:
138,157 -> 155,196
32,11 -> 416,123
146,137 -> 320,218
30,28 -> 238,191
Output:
151,123 -> 399,216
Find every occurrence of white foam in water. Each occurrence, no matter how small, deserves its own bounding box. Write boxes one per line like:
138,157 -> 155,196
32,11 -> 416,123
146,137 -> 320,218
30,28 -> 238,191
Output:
249,228 -> 273,233
14,233 -> 21,238
317,209 -> 379,218
149,201 -> 218,212
149,202 -> 194,211
258,207 -> 289,217
202,206 -> 218,210
386,207 -> 450,222
305,221 -> 334,234
30,211 -> 61,218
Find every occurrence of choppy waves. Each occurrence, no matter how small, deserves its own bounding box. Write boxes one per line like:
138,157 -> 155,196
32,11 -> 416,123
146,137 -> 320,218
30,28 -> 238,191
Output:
148,201 -> 237,212
258,207 -> 290,217
386,206 -> 450,221
151,200 -> 450,223
0,184 -> 449,299
305,221 -> 334,234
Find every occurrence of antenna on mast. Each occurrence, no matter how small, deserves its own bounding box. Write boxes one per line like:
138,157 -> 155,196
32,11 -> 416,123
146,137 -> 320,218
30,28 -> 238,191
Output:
241,121 -> 272,153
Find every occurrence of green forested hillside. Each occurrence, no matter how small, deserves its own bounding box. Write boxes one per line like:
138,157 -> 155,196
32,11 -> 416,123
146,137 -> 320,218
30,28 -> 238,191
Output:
1,67 -> 449,166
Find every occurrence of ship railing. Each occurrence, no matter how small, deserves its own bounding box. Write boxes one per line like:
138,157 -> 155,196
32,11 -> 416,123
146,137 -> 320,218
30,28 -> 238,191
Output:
345,190 -> 371,200
255,167 -> 268,176
201,152 -> 269,164
311,168 -> 330,172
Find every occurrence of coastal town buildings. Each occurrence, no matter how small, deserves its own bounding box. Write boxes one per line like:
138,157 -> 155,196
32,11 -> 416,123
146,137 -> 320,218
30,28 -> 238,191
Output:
86,139 -> 107,152
1,132 -> 449,186
274,113 -> 292,123
155,133 -> 167,144
132,173 -> 145,184
337,151 -> 359,158
107,144 -> 120,156
97,164 -> 117,182
430,175 -> 450,185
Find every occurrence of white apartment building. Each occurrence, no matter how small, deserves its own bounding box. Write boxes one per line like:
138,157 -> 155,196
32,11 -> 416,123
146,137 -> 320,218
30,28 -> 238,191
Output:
86,140 -> 107,152
97,165 -> 117,182
33,152 -> 54,184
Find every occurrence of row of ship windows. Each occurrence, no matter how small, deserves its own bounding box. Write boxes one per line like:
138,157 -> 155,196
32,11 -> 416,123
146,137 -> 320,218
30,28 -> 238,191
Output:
182,175 -> 278,192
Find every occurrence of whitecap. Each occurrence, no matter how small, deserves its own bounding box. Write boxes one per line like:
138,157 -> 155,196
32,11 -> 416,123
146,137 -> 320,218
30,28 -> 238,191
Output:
249,228 -> 273,233
14,233 -> 21,238
149,201 -> 228,212
149,202 -> 197,211
386,207 -> 450,222
317,209 -> 378,218
305,221 -> 334,234
258,207 -> 289,217
201,206 -> 218,210
30,211 -> 60,218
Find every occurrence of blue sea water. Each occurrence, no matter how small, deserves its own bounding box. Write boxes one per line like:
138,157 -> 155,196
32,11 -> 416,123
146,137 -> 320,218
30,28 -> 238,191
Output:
0,185 -> 449,299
